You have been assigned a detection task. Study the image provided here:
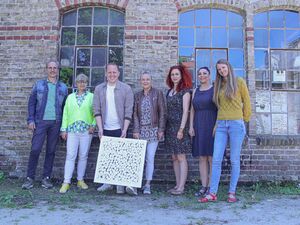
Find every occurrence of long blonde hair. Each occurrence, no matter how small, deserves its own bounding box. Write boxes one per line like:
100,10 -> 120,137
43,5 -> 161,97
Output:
213,59 -> 238,107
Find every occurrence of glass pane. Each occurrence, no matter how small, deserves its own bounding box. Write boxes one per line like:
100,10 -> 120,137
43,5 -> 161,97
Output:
196,49 -> 210,69
228,12 -> 243,27
109,27 -> 124,45
94,8 -> 108,25
59,68 -> 73,87
286,50 -> 300,70
234,70 -> 244,77
229,29 -> 243,48
179,10 -> 194,26
77,49 -> 91,66
91,68 -> 105,86
270,50 -> 286,70
77,27 -> 91,45
76,68 -> 90,84
254,12 -> 268,28
110,10 -> 124,25
285,11 -> 299,28
286,30 -> 300,49
270,29 -> 284,48
288,92 -> 300,134
271,70 -> 287,89
93,27 -> 108,45
62,10 -> 77,26
179,28 -> 194,46
60,47 -> 74,67
255,50 -> 269,69
255,70 -> 270,89
287,71 -> 300,90
78,8 -> 92,25
229,49 -> 244,68
92,48 -> 107,67
211,9 -> 226,27
109,47 -> 123,66
195,9 -> 210,26
270,10 -> 284,28
256,113 -> 272,134
272,114 -> 288,135
212,50 -> 227,66
212,28 -> 227,47
196,28 -> 210,47
179,47 -> 194,64
254,29 -> 268,48
61,27 -> 75,46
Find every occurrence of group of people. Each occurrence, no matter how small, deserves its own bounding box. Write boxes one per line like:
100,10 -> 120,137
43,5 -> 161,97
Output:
22,58 -> 251,203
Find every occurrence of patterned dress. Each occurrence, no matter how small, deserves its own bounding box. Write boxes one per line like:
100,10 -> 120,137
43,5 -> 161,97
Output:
165,89 -> 191,154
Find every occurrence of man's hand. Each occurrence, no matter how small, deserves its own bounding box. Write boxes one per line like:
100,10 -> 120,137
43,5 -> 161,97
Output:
120,129 -> 127,138
158,131 -> 164,140
28,122 -> 36,131
98,128 -> 103,140
88,127 -> 95,134
133,133 -> 140,139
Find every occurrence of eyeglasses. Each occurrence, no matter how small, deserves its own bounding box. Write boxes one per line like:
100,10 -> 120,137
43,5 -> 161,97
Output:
47,67 -> 57,70
76,80 -> 87,84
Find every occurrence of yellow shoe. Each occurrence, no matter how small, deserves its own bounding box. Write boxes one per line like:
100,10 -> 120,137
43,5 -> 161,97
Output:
77,180 -> 88,190
59,183 -> 70,193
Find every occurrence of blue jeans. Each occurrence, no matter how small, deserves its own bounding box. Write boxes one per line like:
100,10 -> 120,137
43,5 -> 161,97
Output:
210,120 -> 246,194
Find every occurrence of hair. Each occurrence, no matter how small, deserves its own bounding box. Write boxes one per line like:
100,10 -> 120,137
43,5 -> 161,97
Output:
197,66 -> 210,75
166,64 -> 193,92
140,71 -> 152,80
76,73 -> 89,83
213,59 -> 238,107
46,60 -> 59,68
105,62 -> 119,71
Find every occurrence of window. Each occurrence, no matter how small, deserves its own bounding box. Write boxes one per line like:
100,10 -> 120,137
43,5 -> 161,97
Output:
59,7 -> 125,89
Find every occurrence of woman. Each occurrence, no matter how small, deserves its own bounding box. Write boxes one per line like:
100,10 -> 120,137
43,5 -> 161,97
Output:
133,72 -> 166,194
189,67 -> 217,197
165,64 -> 193,195
59,74 -> 96,193
200,59 -> 251,203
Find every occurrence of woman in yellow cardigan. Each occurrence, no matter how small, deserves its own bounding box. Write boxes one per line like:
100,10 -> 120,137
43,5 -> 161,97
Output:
59,74 -> 96,193
200,59 -> 251,203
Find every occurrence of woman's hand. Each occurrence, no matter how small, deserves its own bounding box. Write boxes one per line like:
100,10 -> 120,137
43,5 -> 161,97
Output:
212,124 -> 217,137
189,127 -> 195,137
61,132 -> 67,141
133,133 -> 140,139
88,127 -> 95,134
177,129 -> 183,140
158,131 -> 164,140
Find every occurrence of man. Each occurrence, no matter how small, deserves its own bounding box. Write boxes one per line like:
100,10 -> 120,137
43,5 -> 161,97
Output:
22,61 -> 68,189
93,63 -> 136,195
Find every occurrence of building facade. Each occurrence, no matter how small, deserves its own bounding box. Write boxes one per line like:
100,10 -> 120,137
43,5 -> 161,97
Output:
0,0 -> 299,182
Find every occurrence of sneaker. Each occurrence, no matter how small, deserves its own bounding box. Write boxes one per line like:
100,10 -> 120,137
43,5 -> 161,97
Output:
97,183 -> 113,192
116,185 -> 125,194
41,177 -> 53,189
77,180 -> 88,190
126,186 -> 138,196
198,193 -> 217,203
22,177 -> 34,190
227,192 -> 237,203
143,185 -> 151,195
59,183 -> 70,193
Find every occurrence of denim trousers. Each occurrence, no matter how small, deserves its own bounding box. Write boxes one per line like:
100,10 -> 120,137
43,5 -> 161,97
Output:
145,141 -> 159,181
63,131 -> 93,183
210,119 -> 246,194
27,120 -> 61,179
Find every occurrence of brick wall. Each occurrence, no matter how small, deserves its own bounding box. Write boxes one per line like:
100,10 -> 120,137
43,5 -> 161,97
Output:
0,0 -> 299,182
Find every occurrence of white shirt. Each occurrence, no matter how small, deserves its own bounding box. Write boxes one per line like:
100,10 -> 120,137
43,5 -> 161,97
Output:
104,84 -> 121,130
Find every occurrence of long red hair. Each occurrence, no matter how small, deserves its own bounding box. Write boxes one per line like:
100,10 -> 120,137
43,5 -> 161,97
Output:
166,64 -> 193,92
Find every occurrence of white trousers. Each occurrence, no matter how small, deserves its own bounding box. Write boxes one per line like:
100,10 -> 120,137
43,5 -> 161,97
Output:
63,131 -> 92,183
145,141 -> 159,181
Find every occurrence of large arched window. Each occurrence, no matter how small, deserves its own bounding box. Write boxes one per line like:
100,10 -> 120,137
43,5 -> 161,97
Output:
254,10 -> 300,135
59,7 -> 125,89
178,9 -> 245,83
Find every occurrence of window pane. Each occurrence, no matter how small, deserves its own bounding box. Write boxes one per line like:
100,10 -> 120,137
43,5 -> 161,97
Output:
109,47 -> 123,66
110,10 -> 124,25
195,9 -> 210,27
92,48 -> 107,67
254,29 -> 268,48
256,113 -> 271,134
270,10 -> 284,28
60,68 -> 73,87
77,27 -> 91,45
228,12 -> 243,27
179,28 -> 194,46
287,71 -> 300,90
271,70 -> 287,90
179,11 -> 194,26
93,27 -> 108,45
234,70 -> 244,77
196,28 -> 210,47
286,50 -> 300,70
211,9 -> 226,27
61,27 -> 75,46
212,28 -> 227,47
91,68 -> 105,86
77,49 -> 91,66
109,27 -> 124,45
229,49 -> 244,68
94,8 -> 108,25
78,8 -> 92,25
62,10 -> 77,26
229,29 -> 243,48
212,50 -> 227,66
272,114 -> 288,135
270,30 -> 284,48
254,12 -> 268,28
286,30 -> 300,49
179,47 -> 194,64
196,49 -> 210,68
270,50 -> 286,70
285,11 -> 299,28
288,92 -> 300,134
60,47 -> 74,67
255,50 -> 269,69
255,70 -> 270,89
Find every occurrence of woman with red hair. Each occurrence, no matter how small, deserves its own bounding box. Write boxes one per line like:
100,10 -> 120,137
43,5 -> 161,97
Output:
165,64 -> 193,195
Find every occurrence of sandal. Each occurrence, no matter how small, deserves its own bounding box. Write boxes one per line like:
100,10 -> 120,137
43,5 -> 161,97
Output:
194,186 -> 208,197
171,189 -> 184,195
167,187 -> 178,193
227,193 -> 237,203
198,193 -> 217,203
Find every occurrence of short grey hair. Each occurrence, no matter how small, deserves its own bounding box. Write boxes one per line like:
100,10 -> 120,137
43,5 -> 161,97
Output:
46,60 -> 59,68
76,73 -> 89,83
140,71 -> 152,80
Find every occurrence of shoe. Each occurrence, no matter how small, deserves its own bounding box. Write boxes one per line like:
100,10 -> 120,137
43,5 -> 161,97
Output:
143,185 -> 151,195
167,187 -> 177,193
97,183 -> 113,192
195,186 -> 208,197
171,189 -> 184,195
227,193 -> 237,203
199,193 -> 217,203
126,186 -> 137,196
77,180 -> 88,190
22,177 -> 34,190
59,183 -> 70,193
116,185 -> 125,194
41,177 -> 53,189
